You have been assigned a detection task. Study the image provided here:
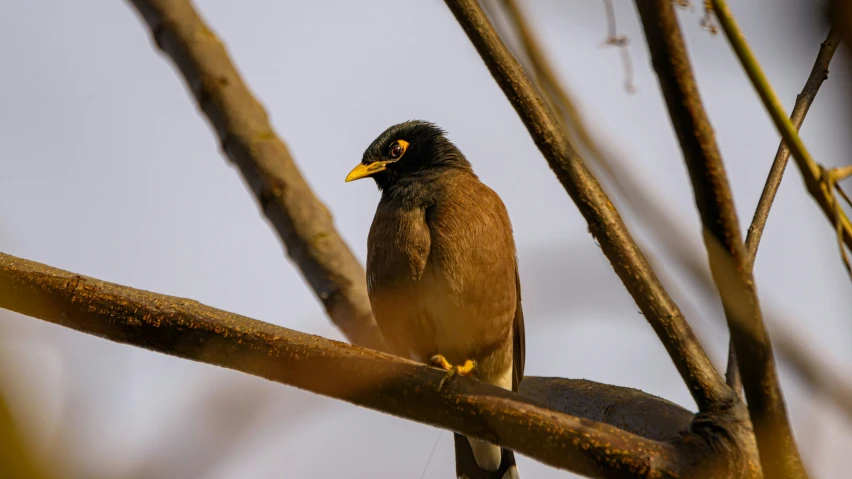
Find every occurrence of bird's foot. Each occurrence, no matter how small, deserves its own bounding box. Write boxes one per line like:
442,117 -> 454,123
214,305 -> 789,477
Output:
430,355 -> 475,391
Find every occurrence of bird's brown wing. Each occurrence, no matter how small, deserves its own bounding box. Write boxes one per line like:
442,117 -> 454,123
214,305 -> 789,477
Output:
512,259 -> 525,392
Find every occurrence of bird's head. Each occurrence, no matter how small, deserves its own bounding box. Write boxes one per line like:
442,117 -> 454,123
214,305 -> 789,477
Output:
345,120 -> 471,190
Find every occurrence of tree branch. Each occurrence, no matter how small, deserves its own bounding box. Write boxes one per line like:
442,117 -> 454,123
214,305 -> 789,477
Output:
728,26 -> 841,399
496,0 -> 713,291
492,0 -> 852,430
519,377 -> 692,443
127,0 -> 386,351
744,28 -> 843,263
635,2 -> 805,478
443,0 -> 729,413
0,252 -> 692,478
710,0 -> 852,265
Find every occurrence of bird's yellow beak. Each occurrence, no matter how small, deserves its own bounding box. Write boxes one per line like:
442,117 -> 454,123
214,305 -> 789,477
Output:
345,161 -> 389,182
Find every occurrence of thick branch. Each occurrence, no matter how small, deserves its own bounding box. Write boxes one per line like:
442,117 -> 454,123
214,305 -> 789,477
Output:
520,377 -> 691,443
127,0 -> 385,350
443,0 -> 728,413
635,2 -> 805,478
0,252 -> 687,478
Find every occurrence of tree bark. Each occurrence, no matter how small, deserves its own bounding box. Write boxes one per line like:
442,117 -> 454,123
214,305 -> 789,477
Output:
128,0 -> 386,351
0,252 -> 697,478
635,2 -> 805,477
443,0 -> 728,414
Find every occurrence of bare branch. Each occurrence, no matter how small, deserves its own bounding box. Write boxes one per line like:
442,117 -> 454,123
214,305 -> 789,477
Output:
744,28 -> 842,263
494,0 -> 728,357
710,0 -> 852,265
494,0 -> 717,306
444,0 -> 728,413
601,0 -> 636,93
725,26 -> 841,401
724,346 -> 742,393
519,377 -> 692,443
635,1 -> 805,477
494,0 -> 852,429
127,0 -> 386,350
0,252 -> 691,478
830,0 -> 852,62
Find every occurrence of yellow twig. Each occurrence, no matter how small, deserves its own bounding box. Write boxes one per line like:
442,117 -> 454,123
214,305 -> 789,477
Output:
711,0 -> 852,277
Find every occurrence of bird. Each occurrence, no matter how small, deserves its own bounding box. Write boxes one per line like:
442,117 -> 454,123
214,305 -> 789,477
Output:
346,120 -> 525,478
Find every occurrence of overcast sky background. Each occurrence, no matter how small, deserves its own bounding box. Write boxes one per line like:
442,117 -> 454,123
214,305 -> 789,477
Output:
1,1 -> 851,478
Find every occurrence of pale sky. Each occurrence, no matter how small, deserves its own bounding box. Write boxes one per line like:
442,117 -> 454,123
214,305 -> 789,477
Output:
1,1 -> 850,478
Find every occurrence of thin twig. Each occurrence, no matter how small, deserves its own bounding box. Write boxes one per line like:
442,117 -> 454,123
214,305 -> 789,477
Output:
0,252 -> 689,478
635,2 -> 806,478
447,0 -> 729,413
497,0 -> 715,296
837,184 -> 852,210
744,28 -> 842,263
601,0 -> 635,93
724,27 -> 843,400
495,0 -> 852,428
700,0 -> 718,35
711,0 -> 852,270
0,370 -> 49,479
128,0 -> 386,351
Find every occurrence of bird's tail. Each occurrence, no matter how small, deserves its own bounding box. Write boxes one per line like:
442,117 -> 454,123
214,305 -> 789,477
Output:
453,433 -> 519,479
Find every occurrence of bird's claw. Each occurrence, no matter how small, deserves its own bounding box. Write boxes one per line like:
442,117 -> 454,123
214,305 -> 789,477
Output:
430,354 -> 453,371
430,355 -> 475,391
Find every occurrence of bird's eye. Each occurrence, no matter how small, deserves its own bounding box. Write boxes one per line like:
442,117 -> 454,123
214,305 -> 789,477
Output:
389,143 -> 403,159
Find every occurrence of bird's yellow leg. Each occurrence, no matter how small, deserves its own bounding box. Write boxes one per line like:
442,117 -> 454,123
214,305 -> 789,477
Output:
430,354 -> 453,371
455,359 -> 475,376
430,355 -> 476,391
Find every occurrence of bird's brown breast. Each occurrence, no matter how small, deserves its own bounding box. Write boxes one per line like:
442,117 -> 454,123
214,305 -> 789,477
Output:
366,171 -> 517,381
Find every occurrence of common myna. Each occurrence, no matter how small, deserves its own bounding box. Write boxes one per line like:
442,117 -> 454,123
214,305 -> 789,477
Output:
346,121 -> 525,478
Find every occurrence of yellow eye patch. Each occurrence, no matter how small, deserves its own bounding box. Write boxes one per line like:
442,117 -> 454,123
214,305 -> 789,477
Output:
397,139 -> 409,153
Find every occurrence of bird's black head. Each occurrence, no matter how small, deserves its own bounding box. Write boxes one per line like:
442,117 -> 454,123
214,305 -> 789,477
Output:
345,120 -> 472,190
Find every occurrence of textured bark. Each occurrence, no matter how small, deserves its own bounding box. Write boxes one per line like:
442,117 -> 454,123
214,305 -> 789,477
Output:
635,2 -> 805,477
519,378 -> 692,443
0,252 -> 696,478
128,0 -> 385,351
443,0 -> 728,414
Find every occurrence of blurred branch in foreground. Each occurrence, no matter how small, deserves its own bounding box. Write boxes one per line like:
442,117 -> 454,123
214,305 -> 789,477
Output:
125,378 -> 274,479
0,251 -> 738,478
0,370 -> 48,479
